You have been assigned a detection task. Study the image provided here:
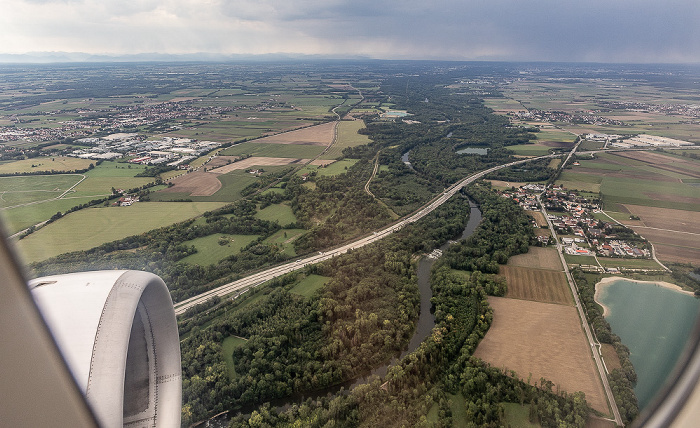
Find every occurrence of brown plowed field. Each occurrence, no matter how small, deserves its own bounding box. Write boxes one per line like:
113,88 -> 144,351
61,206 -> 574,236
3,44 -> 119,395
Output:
209,157 -> 308,174
507,247 -> 563,271
161,171 -> 221,196
474,297 -> 609,414
500,265 -> 571,305
254,122 -> 336,145
206,156 -> 240,168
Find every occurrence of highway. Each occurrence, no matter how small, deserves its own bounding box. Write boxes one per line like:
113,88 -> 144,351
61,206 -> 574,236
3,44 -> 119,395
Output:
173,153 -> 557,315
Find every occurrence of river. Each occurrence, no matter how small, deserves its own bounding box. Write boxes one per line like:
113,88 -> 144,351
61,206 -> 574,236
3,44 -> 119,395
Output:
596,279 -> 700,410
203,200 -> 481,426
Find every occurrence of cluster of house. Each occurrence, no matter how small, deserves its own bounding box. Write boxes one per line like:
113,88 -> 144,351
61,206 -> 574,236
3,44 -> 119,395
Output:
500,184 -> 650,260
70,134 -> 220,166
513,109 -> 625,127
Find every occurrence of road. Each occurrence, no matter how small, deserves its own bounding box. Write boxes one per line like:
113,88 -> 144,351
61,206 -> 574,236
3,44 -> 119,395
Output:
537,194 -> 623,426
174,154 -> 556,315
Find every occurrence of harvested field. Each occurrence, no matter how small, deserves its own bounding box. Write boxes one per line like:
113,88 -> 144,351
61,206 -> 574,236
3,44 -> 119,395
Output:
162,171 -> 221,196
526,210 -> 548,227
474,297 -> 609,414
507,247 -> 563,271
206,156 -> 240,168
209,157 -> 308,174
601,344 -> 622,372
486,180 -> 530,189
623,204 -> 700,234
253,122 -> 335,145
500,265 -> 571,305
652,244 -> 700,265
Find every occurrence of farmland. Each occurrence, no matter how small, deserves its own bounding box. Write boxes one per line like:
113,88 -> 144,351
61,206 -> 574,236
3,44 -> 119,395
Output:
506,246 -> 563,271
14,201 -> 225,262
499,265 -> 571,305
474,297 -> 610,414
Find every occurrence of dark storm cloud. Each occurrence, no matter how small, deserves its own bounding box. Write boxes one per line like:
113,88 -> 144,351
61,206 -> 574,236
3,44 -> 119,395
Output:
2,0 -> 699,62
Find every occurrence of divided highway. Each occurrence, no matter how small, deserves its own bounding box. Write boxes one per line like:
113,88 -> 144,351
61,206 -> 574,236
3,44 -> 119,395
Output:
173,154 -> 556,316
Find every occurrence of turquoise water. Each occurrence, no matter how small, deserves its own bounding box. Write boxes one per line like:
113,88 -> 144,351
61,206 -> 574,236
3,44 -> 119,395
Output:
598,279 -> 700,410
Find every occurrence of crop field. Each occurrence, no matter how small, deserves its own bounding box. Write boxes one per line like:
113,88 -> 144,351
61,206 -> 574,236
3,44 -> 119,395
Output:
319,120 -> 371,160
535,129 -> 577,143
0,157 -> 94,175
254,203 -> 296,225
250,121 -> 335,145
219,142 -> 325,159
15,201 -> 226,263
160,171 -> 222,197
482,97 -> 527,113
209,157 -> 309,174
499,265 -> 571,305
559,153 -> 700,212
504,143 -> 552,156
486,180 -> 531,190
474,297 -> 609,414
296,159 -> 358,177
506,246 -> 562,271
180,233 -> 261,266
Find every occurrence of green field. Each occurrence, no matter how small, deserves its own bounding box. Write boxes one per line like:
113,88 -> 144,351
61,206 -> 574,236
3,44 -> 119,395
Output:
255,203 -> 296,225
219,142 -> 326,159
0,157 -> 95,174
263,228 -> 306,257
535,130 -> 577,143
289,274 -> 329,298
180,233 -> 261,266
505,144 -> 552,156
221,336 -> 248,380
319,120 -> 371,160
296,159 -> 359,178
502,403 -> 539,427
564,254 -> 598,265
597,257 -> 664,270
151,167 -> 290,203
15,201 -> 226,263
0,174 -> 84,209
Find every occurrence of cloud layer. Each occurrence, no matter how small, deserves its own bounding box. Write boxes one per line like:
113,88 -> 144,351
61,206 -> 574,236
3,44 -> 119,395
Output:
2,0 -> 699,62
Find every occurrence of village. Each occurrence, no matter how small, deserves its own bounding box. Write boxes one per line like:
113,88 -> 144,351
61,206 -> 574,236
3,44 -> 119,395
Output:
499,184 -> 651,261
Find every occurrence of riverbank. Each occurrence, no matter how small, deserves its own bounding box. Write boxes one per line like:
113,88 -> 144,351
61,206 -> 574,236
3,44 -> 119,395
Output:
594,276 -> 693,317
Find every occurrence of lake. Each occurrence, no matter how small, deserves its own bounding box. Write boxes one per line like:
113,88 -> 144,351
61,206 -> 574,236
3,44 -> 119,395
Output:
596,278 -> 700,410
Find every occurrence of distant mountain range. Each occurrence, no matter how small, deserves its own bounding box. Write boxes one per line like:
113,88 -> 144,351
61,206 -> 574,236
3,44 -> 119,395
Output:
0,52 -> 372,63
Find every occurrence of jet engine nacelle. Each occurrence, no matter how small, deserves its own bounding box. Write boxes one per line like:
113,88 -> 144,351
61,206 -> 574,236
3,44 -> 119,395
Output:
30,270 -> 181,428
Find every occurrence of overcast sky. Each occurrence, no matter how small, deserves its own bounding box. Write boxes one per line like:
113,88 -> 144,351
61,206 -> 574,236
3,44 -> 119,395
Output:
2,0 -> 699,63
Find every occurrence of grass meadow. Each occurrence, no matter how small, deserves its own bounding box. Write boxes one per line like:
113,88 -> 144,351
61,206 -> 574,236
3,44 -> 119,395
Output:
15,201 -> 226,263
180,233 -> 261,266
